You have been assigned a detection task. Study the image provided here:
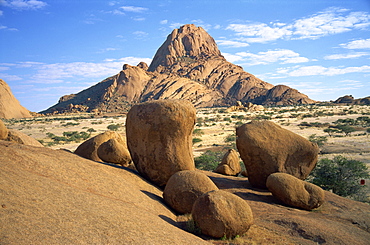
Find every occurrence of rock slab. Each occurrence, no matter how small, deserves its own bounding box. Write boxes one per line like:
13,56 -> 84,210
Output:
163,170 -> 218,214
236,121 -> 319,188
192,190 -> 253,238
266,173 -> 325,210
126,99 -> 196,186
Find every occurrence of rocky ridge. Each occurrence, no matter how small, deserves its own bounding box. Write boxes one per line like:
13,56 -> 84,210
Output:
42,24 -> 315,114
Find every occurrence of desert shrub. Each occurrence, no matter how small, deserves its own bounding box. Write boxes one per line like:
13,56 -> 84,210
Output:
309,156 -> 369,201
225,134 -> 236,143
107,124 -> 120,131
195,151 -> 224,171
323,128 -> 339,137
308,134 -> 327,147
336,125 -> 356,136
255,115 -> 271,120
91,120 -> 103,125
87,128 -> 96,133
192,138 -> 202,144
61,122 -> 80,127
235,121 -> 243,126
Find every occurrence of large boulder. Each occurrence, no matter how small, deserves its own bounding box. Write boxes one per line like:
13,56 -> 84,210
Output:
236,121 -> 319,188
163,170 -> 218,214
266,173 -> 325,210
6,129 -> 43,147
74,131 -> 125,161
191,190 -> 253,239
126,99 -> 196,186
97,138 -> 131,167
214,149 -> 241,176
0,119 -> 8,140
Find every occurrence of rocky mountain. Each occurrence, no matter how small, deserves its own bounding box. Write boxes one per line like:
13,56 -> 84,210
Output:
42,24 -> 315,114
334,95 -> 370,105
0,79 -> 32,119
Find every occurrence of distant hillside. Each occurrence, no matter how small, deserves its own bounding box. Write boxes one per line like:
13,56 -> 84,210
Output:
334,95 -> 370,105
0,79 -> 32,119
42,24 -> 315,114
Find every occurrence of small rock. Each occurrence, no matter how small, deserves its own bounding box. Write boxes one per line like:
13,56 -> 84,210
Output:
214,149 -> 241,176
97,138 -> 131,167
74,131 -> 126,162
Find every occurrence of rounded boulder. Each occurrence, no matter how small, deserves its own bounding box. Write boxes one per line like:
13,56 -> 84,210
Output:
236,121 -> 319,188
214,149 -> 241,176
74,131 -> 125,161
163,170 -> 218,214
97,138 -> 131,167
126,99 -> 196,186
266,172 -> 325,210
192,190 -> 253,239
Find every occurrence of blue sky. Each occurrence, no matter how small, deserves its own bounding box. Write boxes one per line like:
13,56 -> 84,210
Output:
1,0 -> 370,112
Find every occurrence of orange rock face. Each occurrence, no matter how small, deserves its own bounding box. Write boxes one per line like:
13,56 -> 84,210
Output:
126,99 -> 196,186
236,121 -> 319,188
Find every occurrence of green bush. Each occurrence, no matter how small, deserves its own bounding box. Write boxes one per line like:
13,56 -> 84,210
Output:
107,124 -> 120,131
309,156 -> 369,201
193,128 -> 204,136
308,134 -> 327,147
192,138 -> 202,144
225,134 -> 236,143
194,151 -> 224,171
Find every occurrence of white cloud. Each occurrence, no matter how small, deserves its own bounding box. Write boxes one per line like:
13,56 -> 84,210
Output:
2,57 -> 152,84
1,0 -> 47,10
225,8 -> 370,43
221,52 -> 244,63
276,65 -> 370,77
0,25 -> 18,31
133,31 -> 148,39
226,23 -> 292,43
133,17 -> 145,21
324,52 -> 369,60
338,79 -> 364,87
190,19 -> 212,31
0,73 -> 22,81
169,22 -> 184,29
340,38 -> 370,49
216,40 -> 249,48
160,20 -> 168,25
234,49 -> 309,66
0,10 -> 3,15
110,9 -> 125,15
120,6 -> 148,13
